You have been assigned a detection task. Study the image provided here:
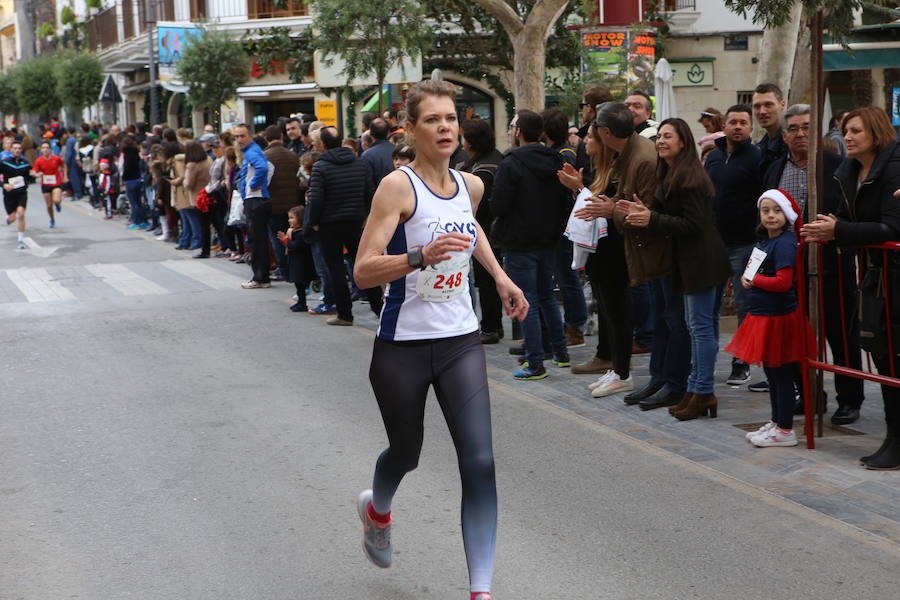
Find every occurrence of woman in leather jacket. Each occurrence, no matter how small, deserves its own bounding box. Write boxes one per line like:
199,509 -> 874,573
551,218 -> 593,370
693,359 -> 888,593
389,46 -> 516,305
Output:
803,106 -> 900,470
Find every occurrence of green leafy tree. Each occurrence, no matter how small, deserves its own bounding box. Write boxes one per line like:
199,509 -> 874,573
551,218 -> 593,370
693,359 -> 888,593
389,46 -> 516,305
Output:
423,0 -> 582,73
61,5 -> 76,25
312,0 -> 433,114
242,26 -> 314,84
0,72 -> 19,119
37,22 -> 56,39
176,29 -> 250,123
12,56 -> 61,117
724,0 -> 893,44
56,52 -> 104,114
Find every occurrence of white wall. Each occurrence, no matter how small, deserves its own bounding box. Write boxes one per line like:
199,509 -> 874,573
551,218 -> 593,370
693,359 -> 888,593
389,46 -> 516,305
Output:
666,32 -> 763,143
686,0 -> 759,35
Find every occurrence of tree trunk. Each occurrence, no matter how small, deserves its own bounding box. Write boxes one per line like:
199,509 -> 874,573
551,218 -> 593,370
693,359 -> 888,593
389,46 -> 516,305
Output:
378,77 -> 385,116
805,10 -> 825,445
512,31 -> 548,111
788,6 -> 812,105
472,0 -> 569,112
755,1 -> 803,94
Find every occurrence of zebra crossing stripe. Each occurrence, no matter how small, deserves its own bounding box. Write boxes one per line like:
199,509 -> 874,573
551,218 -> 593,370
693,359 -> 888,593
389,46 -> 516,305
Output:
84,263 -> 168,296
159,260 -> 245,290
5,267 -> 77,302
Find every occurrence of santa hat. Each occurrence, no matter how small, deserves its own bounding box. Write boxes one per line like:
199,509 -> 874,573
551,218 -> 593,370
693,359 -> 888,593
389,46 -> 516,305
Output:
99,158 -> 110,166
757,188 -> 801,227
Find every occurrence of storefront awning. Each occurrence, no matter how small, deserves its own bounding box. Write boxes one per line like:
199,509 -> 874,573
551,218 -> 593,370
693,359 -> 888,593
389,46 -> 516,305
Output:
236,83 -> 318,98
824,42 -> 900,71
824,21 -> 900,71
361,87 -> 389,112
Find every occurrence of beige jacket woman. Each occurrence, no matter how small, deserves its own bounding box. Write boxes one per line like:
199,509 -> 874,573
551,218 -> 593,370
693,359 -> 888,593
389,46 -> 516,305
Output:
169,154 -> 189,210
183,157 -> 212,208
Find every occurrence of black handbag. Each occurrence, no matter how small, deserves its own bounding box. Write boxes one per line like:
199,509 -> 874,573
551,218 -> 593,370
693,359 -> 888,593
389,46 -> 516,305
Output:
858,259 -> 900,355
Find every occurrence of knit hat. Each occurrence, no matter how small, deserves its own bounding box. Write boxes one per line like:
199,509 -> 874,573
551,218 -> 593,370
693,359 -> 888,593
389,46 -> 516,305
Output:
757,188 -> 801,227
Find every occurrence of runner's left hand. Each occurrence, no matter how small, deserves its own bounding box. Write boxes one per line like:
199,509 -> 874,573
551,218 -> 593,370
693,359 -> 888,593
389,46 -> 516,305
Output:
496,275 -> 529,322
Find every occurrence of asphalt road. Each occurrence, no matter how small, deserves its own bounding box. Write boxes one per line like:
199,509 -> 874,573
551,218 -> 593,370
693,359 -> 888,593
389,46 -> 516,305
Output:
2,188 -> 898,599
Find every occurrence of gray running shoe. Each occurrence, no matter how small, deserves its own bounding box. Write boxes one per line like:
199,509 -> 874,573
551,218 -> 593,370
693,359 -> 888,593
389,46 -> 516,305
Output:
357,489 -> 392,568
16,240 -> 26,249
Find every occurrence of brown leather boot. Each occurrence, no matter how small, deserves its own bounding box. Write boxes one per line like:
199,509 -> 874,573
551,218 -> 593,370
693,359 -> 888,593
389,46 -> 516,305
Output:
565,324 -> 585,348
668,392 -> 694,416
571,356 -> 613,374
675,393 -> 718,421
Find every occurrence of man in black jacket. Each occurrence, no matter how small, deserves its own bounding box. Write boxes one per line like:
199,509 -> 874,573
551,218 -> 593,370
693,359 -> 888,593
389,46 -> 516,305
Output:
361,118 -> 394,190
491,110 -> 570,380
705,104 -> 763,385
753,83 -> 789,175
460,118 -> 506,344
305,126 -> 383,326
542,108 -> 587,348
763,104 -> 865,424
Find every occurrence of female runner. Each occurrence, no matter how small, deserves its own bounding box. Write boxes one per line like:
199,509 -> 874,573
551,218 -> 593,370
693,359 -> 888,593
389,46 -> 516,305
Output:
353,78 -> 528,600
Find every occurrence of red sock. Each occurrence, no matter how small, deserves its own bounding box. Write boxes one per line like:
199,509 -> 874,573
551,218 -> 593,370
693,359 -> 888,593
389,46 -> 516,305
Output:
367,503 -> 391,525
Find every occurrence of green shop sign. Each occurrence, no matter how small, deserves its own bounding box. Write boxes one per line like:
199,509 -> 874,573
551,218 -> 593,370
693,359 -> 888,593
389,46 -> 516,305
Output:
669,59 -> 715,87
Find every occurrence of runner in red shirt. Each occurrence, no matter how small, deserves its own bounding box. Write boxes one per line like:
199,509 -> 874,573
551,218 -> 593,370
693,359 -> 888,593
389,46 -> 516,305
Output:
32,141 -> 66,228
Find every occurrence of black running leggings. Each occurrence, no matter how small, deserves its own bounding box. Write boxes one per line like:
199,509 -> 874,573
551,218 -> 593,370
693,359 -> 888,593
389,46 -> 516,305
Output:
369,331 -> 497,594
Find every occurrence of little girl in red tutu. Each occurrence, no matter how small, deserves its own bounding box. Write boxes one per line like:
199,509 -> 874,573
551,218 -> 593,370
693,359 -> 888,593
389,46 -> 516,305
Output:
726,189 -> 816,448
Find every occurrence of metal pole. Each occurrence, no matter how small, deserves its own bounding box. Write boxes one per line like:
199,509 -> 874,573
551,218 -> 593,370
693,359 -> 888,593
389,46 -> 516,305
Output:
147,0 -> 159,125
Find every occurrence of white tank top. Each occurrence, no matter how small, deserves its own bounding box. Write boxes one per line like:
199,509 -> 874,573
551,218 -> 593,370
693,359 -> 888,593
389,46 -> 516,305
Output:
377,166 -> 480,341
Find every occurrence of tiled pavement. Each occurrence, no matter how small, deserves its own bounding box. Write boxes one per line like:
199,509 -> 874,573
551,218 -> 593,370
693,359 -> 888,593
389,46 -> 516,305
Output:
344,309 -> 900,547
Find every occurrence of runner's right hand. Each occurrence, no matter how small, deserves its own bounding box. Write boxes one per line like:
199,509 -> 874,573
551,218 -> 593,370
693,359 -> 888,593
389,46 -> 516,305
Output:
422,233 -> 471,266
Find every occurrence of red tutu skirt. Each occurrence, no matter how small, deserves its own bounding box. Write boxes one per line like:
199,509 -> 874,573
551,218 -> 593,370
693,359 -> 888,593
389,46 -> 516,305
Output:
725,309 -> 816,367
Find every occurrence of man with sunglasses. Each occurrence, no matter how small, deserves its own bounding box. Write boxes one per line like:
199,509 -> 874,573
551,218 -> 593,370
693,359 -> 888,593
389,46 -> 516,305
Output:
575,87 -> 614,186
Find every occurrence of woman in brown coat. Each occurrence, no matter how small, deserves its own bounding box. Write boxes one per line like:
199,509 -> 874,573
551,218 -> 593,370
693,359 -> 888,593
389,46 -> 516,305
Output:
169,143 -> 202,250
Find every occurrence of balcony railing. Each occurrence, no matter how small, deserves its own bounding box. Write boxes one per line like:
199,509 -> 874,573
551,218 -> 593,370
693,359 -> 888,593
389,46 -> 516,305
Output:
664,0 -> 696,9
248,0 -> 308,19
87,6 -> 119,52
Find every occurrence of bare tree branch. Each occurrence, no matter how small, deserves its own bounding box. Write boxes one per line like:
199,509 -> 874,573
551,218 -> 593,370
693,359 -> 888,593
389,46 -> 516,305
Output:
524,0 -> 570,40
471,0 -> 524,37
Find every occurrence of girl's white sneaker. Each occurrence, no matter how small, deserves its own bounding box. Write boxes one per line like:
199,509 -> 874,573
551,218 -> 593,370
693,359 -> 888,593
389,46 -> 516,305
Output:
752,427 -> 798,447
746,421 -> 775,441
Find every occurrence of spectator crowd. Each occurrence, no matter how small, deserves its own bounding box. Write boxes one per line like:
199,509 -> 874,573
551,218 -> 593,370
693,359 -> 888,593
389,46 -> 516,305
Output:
3,81 -> 899,470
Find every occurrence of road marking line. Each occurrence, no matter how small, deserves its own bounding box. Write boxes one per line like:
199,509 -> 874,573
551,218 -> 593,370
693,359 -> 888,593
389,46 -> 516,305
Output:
84,263 -> 168,296
5,267 -> 76,302
160,260 -> 245,290
22,237 -> 58,258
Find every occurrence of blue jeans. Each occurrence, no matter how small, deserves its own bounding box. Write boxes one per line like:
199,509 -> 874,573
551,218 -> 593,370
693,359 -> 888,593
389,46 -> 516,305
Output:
716,243 -> 754,325
67,163 -> 84,198
311,239 -> 334,306
178,207 -> 201,249
554,236 -> 587,329
125,179 -> 146,225
715,243 -> 753,366
631,282 -> 655,348
684,286 -> 719,394
504,249 -> 567,369
268,214 -> 289,278
648,277 -> 691,394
